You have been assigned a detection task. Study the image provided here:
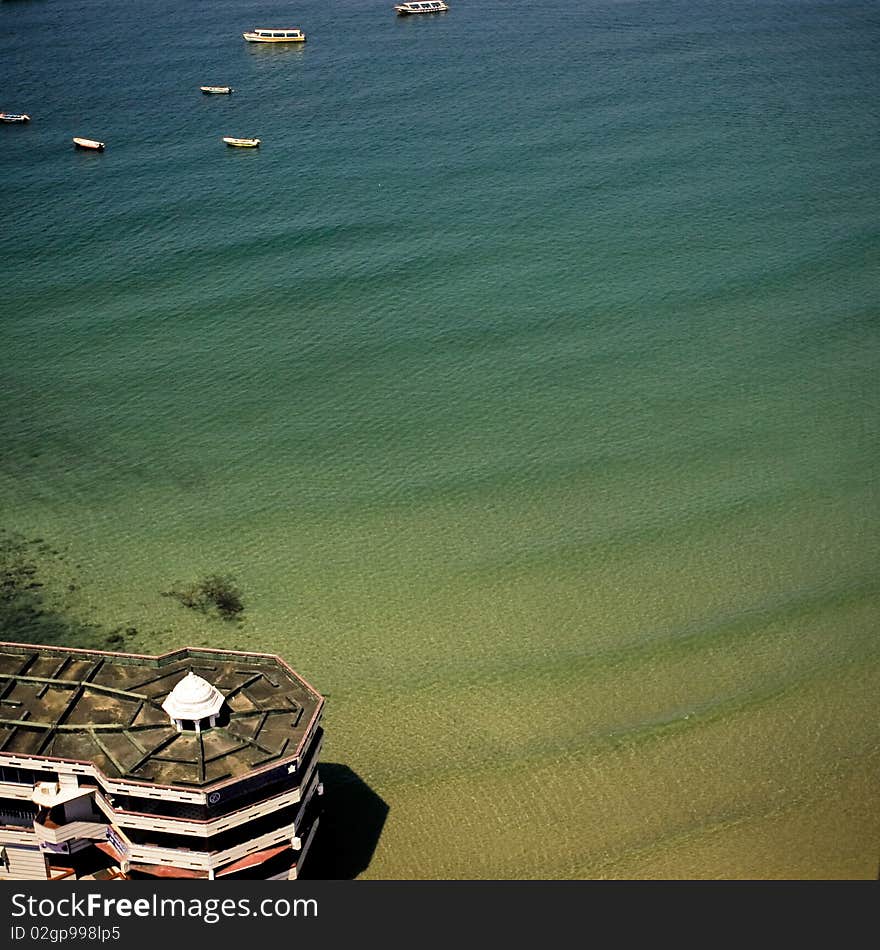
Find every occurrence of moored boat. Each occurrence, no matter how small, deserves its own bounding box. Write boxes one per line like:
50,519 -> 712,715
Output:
201,86 -> 233,94
242,28 -> 306,43
73,137 -> 105,151
0,113 -> 31,123
394,1 -> 449,14
223,136 -> 260,148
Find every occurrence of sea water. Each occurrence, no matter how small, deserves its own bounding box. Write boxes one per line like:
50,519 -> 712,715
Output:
1,0 -> 878,877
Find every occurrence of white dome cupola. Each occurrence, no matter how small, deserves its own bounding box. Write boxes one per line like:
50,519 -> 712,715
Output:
162,671 -> 225,733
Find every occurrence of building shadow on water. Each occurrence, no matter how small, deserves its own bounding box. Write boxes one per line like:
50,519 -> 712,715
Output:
303,763 -> 389,880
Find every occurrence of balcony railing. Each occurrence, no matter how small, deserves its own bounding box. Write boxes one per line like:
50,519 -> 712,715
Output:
92,752 -> 321,840
33,820 -> 108,845
111,774 -> 320,873
0,826 -> 39,845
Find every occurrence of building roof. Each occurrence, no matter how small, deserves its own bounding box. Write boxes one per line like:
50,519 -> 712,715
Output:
0,643 -> 323,791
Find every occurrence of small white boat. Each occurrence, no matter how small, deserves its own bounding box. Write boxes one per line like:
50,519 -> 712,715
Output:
201,86 -> 233,95
243,28 -> 306,43
223,136 -> 260,148
73,137 -> 105,151
394,1 -> 449,13
0,113 -> 31,123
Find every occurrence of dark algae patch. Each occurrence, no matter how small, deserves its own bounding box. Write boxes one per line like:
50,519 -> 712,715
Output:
1,529 -> 151,649
1,530 -> 245,654
162,573 -> 245,621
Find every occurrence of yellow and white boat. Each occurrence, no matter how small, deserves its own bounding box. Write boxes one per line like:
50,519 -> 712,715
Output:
223,136 -> 260,148
242,28 -> 306,43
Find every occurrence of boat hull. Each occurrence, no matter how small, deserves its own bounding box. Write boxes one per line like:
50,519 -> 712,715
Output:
0,113 -> 30,123
394,3 -> 449,13
223,137 -> 260,148
73,137 -> 105,151
243,32 -> 306,43
201,86 -> 233,94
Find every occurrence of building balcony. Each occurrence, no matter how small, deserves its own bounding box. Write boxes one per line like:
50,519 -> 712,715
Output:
92,743 -> 322,839
33,820 -> 108,845
103,773 -> 320,874
0,825 -> 39,846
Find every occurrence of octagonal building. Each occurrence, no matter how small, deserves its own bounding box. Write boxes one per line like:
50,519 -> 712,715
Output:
0,642 -> 324,880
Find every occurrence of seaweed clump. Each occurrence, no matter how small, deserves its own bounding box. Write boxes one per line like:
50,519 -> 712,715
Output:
163,574 -> 245,621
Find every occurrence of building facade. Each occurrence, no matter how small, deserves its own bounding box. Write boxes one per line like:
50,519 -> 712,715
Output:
0,642 -> 324,880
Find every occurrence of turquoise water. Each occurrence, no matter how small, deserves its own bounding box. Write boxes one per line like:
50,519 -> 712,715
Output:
2,0 -> 879,878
